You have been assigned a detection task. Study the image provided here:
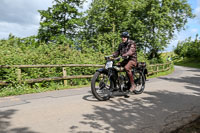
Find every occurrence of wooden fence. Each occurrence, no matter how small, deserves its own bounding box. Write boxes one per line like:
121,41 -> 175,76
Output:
0,62 -> 172,86
147,62 -> 172,75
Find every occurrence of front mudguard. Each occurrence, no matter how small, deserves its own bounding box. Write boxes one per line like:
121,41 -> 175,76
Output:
96,68 -> 108,75
97,68 -> 118,88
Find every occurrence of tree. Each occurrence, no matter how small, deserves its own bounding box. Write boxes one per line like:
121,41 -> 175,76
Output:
38,0 -> 85,43
83,0 -> 194,58
127,0 -> 194,59
81,0 -> 131,53
174,34 -> 200,58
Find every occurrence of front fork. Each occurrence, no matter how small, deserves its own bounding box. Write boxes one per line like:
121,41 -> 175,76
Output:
107,68 -> 118,90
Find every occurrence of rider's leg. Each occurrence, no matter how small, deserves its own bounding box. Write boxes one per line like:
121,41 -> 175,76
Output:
124,60 -> 137,92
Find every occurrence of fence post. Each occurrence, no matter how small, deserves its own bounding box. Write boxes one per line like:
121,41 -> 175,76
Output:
17,68 -> 22,84
62,67 -> 67,86
163,64 -> 164,71
167,63 -> 170,70
156,65 -> 159,75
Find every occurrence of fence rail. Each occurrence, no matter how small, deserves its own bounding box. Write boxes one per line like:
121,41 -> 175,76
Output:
0,64 -> 104,68
0,63 -> 172,85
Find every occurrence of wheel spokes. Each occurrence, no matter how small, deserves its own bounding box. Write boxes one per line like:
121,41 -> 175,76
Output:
95,73 -> 111,97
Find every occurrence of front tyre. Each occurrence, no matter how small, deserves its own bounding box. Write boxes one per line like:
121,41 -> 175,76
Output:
91,72 -> 112,101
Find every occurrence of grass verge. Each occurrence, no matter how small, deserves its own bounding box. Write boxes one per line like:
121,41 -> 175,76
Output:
174,58 -> 200,69
0,83 -> 90,97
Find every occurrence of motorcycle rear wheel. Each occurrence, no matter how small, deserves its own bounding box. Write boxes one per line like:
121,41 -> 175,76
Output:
133,71 -> 145,94
91,72 -> 113,101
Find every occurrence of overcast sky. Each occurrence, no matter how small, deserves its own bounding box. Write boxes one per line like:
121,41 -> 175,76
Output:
0,0 -> 53,38
0,0 -> 199,52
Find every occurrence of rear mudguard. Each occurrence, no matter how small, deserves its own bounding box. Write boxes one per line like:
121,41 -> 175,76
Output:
144,68 -> 148,75
143,68 -> 148,81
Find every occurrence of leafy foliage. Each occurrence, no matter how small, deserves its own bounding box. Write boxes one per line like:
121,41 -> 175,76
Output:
36,0 -> 194,58
82,0 -> 194,58
0,35 -> 104,85
174,34 -> 200,58
38,0 -> 85,43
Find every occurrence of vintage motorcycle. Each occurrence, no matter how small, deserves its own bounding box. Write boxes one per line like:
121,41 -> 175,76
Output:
91,55 -> 147,101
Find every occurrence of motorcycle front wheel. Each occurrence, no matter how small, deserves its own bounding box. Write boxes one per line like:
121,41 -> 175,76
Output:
91,71 -> 113,101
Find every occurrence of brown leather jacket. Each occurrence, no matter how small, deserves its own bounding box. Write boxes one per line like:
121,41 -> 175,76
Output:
113,39 -> 137,62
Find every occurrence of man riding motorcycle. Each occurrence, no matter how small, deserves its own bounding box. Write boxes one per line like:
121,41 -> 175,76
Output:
113,32 -> 137,92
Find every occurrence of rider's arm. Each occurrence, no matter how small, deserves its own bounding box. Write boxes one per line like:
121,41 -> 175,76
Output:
122,42 -> 136,57
112,44 -> 121,58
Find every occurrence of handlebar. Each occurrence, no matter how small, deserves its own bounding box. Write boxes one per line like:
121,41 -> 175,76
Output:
115,56 -> 121,61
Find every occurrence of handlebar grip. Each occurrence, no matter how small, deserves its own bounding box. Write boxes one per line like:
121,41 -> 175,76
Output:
105,55 -> 114,60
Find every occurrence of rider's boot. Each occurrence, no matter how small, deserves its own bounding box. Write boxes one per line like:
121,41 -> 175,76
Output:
127,72 -> 136,92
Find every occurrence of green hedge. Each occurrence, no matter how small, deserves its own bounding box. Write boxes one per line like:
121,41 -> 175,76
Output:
0,37 -> 105,86
0,36 -> 169,90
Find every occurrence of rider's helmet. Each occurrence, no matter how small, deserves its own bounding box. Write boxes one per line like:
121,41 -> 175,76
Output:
120,32 -> 130,38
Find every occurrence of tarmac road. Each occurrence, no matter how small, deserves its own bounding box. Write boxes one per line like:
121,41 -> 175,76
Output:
0,66 -> 200,133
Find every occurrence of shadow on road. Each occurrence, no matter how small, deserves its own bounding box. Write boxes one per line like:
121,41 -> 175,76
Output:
0,109 -> 38,133
186,69 -> 200,73
158,75 -> 200,88
73,89 -> 200,133
82,94 -> 100,102
72,67 -> 200,133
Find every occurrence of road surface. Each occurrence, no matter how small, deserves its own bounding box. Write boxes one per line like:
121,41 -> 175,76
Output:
0,66 -> 200,133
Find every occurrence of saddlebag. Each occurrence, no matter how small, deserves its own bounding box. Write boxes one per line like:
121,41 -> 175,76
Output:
137,62 -> 148,79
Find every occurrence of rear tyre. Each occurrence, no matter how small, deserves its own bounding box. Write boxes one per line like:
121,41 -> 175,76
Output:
133,71 -> 145,94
